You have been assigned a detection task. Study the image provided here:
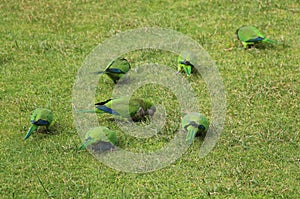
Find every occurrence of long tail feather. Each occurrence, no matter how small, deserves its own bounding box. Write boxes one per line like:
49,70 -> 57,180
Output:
78,143 -> 87,150
93,71 -> 106,75
263,38 -> 279,44
24,125 -> 38,140
185,127 -> 198,144
76,109 -> 97,113
78,139 -> 92,150
186,66 -> 192,76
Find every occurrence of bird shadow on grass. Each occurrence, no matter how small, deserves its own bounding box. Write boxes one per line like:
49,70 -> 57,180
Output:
46,122 -> 62,136
243,42 -> 290,51
28,123 -> 62,140
195,132 -> 206,142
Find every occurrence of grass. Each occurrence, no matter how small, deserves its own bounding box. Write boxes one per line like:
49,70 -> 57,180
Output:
1,0 -> 299,198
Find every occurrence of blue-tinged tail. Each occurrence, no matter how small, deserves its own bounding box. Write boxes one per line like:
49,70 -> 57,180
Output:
185,127 -> 198,144
247,37 -> 264,42
95,105 -> 119,115
24,125 -> 38,140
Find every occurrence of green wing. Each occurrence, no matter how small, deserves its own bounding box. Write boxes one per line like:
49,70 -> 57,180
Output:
177,52 -> 195,76
237,26 -> 265,42
104,97 -> 132,118
96,97 -> 156,121
25,108 -> 53,140
236,26 -> 278,48
31,108 -> 53,125
105,58 -> 131,83
79,126 -> 117,150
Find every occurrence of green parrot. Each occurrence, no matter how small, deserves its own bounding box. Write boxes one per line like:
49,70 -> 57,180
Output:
236,26 -> 278,48
24,108 -> 54,140
177,53 -> 195,76
95,97 -> 156,122
78,126 -> 117,151
182,112 -> 209,144
94,57 -> 131,83
78,97 -> 156,122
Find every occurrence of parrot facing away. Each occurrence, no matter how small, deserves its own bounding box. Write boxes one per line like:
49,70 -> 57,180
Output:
78,126 -> 117,151
78,97 -> 156,122
236,26 -> 278,48
177,53 -> 195,76
182,112 -> 209,144
94,57 -> 131,83
24,108 -> 54,140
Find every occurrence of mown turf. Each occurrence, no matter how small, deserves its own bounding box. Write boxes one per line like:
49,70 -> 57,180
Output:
1,0 -> 299,198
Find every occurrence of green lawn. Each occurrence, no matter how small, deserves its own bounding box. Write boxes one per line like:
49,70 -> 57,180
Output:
1,0 -> 299,198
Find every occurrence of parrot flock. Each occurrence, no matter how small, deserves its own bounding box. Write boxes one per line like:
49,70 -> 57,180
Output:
25,25 -> 280,153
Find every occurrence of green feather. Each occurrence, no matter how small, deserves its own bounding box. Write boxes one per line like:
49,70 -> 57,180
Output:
95,57 -> 131,83
78,126 -> 117,151
263,38 -> 278,44
185,126 -> 198,144
185,65 -> 192,76
95,97 -> 156,122
182,112 -> 209,144
24,108 -> 53,140
24,125 -> 38,140
236,26 -> 279,48
177,52 -> 195,76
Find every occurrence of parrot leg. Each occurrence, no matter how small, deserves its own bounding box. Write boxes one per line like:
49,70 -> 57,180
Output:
46,126 -> 50,133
